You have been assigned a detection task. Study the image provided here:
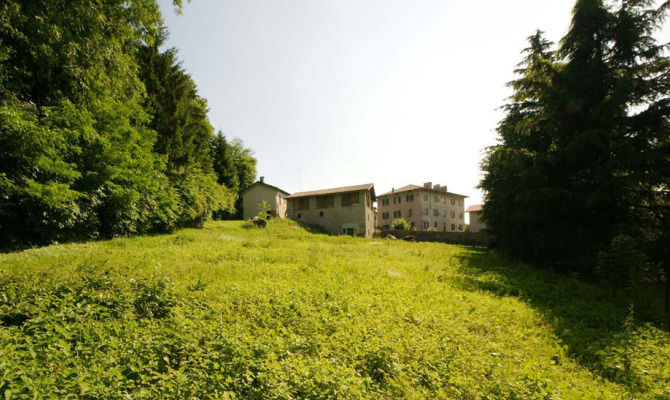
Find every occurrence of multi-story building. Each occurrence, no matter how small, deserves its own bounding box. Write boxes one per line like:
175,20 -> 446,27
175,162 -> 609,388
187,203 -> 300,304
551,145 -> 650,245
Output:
376,182 -> 467,232
286,183 -> 376,237
466,204 -> 486,232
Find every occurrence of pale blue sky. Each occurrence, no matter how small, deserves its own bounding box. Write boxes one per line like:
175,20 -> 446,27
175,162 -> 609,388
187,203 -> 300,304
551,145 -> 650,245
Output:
157,0 -> 579,206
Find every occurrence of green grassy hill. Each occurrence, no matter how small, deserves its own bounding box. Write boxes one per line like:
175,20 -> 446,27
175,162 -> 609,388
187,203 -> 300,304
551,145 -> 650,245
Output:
1,220 -> 668,399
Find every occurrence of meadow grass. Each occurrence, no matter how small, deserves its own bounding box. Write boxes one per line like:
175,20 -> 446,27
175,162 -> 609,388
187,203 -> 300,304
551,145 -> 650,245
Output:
1,219 -> 668,399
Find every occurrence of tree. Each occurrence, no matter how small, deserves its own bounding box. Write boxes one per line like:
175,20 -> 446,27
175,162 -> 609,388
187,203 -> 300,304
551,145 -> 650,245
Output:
392,218 -> 410,231
0,0 -> 230,250
480,0 -> 670,277
596,235 -> 647,297
210,133 -> 257,218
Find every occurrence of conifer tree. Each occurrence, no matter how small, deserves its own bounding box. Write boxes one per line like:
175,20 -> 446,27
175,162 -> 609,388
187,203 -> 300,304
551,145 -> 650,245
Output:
481,0 -> 670,276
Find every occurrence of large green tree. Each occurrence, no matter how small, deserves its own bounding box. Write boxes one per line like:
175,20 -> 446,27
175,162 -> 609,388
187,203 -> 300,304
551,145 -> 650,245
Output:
0,0 -> 236,249
210,132 -> 257,218
137,38 -> 234,227
481,0 -> 670,275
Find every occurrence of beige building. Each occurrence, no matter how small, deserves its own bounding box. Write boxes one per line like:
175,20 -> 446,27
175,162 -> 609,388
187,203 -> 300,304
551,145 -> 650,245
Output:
241,177 -> 289,220
467,204 -> 486,233
377,182 -> 467,232
286,183 -> 376,237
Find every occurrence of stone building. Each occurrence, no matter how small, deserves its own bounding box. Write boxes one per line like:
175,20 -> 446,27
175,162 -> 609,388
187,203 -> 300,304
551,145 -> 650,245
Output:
240,177 -> 289,220
376,182 -> 467,232
466,204 -> 486,233
286,183 -> 376,237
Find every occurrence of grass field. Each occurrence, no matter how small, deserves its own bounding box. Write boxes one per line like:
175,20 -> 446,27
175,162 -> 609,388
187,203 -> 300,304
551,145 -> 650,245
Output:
1,220 -> 669,399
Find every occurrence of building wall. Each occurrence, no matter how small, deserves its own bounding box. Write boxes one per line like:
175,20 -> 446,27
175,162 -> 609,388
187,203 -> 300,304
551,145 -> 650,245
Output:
377,189 -> 466,232
468,210 -> 486,233
242,185 -> 287,220
287,190 -> 374,237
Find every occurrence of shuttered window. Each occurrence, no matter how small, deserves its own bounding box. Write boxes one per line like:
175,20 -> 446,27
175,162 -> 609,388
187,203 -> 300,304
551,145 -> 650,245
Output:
341,192 -> 360,206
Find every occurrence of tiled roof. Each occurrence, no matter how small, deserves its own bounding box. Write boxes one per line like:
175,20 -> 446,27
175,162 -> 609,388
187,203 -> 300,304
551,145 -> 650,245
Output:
241,181 -> 290,196
285,183 -> 375,199
378,184 -> 468,198
466,205 -> 484,212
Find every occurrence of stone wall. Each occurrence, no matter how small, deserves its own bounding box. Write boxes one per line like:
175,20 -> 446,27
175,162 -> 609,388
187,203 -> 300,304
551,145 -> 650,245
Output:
379,230 -> 495,247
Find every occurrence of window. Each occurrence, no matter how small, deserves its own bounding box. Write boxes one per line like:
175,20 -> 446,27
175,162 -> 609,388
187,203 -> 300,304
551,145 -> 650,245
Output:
382,198 -> 389,206
316,195 -> 334,209
295,197 -> 310,210
424,194 -> 428,201
434,195 -> 439,202
397,196 -> 402,204
423,221 -> 429,229
443,210 -> 447,217
458,199 -> 463,206
297,213 -> 302,219
406,194 -> 414,202
382,212 -> 390,219
451,211 -> 456,218
458,224 -> 463,231
423,208 -> 429,215
434,222 -> 438,228
459,212 -> 463,219
341,192 -> 359,206
451,199 -> 456,205
319,211 -> 324,217
408,208 -> 412,217
451,223 -> 456,231
433,209 -> 439,216
383,225 -> 390,230
393,210 -> 401,218
443,223 -> 447,231
410,222 -> 415,228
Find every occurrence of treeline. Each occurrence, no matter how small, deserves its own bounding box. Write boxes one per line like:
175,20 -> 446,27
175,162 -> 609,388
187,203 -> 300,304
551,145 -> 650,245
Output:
0,1 -> 255,251
481,0 -> 670,310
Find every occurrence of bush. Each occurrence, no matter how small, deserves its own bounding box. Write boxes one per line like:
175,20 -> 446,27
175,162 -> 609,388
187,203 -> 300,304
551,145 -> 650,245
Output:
392,218 -> 410,231
596,235 -> 648,297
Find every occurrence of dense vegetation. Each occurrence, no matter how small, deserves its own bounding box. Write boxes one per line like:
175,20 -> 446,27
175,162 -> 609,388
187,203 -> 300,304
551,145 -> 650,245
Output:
480,0 -> 670,308
0,0 -> 256,251
1,220 -> 668,398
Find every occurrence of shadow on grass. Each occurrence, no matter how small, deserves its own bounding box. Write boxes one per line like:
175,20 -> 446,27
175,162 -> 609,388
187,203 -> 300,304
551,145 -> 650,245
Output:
453,248 -> 669,393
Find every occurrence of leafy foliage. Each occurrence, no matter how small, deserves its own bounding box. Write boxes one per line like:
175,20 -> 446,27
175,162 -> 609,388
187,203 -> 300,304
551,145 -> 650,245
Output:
480,1 -> 670,278
391,218 -> 410,231
596,235 -> 649,297
210,132 -> 257,218
0,0 -> 242,250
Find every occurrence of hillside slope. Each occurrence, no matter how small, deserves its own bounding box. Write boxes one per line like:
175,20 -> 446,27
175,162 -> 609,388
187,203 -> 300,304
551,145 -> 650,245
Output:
1,220 -> 668,399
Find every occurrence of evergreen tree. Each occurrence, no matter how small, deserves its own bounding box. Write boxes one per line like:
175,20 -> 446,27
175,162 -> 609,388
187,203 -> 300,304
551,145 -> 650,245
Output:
0,0 -> 234,249
481,0 -> 670,276
210,133 -> 257,218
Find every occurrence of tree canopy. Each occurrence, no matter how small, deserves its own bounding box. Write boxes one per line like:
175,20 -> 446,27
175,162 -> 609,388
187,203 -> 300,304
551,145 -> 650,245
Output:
0,0 -> 251,250
480,0 -> 670,276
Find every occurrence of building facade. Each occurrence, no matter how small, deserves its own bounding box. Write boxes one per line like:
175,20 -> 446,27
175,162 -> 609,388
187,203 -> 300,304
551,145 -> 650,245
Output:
241,177 -> 289,220
466,204 -> 486,233
286,184 -> 376,237
376,182 -> 467,232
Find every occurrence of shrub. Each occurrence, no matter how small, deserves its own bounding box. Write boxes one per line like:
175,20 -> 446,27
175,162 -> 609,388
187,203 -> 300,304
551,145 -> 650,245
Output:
392,218 -> 410,231
596,235 -> 648,297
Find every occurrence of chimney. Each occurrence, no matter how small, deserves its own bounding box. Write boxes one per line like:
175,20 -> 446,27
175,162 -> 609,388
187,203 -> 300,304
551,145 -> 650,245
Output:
433,184 -> 440,190
440,185 -> 447,192
260,176 -> 265,183
423,182 -> 432,189
391,187 -> 395,193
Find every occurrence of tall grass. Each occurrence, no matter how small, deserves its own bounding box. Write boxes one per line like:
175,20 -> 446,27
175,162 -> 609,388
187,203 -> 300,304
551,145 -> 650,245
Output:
0,219 -> 668,398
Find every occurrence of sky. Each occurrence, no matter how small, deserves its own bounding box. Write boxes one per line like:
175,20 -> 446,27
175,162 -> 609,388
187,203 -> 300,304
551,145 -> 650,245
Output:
157,0 -> 580,207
